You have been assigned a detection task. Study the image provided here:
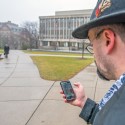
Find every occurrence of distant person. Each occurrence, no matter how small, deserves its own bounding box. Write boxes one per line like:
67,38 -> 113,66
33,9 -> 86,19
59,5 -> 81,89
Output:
60,0 -> 125,124
4,44 -> 9,58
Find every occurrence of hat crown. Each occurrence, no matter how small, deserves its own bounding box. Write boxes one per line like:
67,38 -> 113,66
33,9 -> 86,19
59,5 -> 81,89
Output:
91,0 -> 125,20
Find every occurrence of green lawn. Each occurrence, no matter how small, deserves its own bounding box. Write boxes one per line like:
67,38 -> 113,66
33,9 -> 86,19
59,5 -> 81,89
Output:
0,49 -> 3,53
0,49 -> 4,60
31,56 -> 94,81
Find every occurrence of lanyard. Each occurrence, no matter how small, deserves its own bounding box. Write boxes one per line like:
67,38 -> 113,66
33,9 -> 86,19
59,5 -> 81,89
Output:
98,74 -> 125,110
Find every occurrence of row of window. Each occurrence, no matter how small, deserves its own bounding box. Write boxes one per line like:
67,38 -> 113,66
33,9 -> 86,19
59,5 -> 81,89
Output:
40,16 -> 90,39
40,17 -> 89,29
40,17 -> 89,23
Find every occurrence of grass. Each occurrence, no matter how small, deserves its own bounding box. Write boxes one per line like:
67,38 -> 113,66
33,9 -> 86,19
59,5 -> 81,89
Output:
0,49 -> 3,53
31,56 -> 94,81
0,49 -> 4,60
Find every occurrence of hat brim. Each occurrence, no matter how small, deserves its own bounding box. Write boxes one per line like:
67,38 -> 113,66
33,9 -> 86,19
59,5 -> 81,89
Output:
72,11 -> 125,39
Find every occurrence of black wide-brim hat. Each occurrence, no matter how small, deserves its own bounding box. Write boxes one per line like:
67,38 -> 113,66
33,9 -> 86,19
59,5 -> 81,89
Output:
72,0 -> 125,39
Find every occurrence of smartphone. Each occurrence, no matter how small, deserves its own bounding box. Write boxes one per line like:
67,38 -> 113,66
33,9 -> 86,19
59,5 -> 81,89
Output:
60,81 -> 76,101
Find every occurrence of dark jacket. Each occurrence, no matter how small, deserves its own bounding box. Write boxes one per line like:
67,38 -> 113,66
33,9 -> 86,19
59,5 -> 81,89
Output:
93,82 -> 125,125
80,83 -> 125,125
4,46 -> 9,54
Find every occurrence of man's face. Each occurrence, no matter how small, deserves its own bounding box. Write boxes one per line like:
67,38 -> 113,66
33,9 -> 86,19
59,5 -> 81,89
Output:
88,28 -> 114,81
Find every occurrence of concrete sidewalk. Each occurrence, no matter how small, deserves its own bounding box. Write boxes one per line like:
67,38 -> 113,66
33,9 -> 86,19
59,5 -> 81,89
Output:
0,50 -> 114,125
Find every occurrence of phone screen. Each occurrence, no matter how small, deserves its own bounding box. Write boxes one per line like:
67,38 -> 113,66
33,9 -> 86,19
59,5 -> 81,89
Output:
60,81 -> 76,101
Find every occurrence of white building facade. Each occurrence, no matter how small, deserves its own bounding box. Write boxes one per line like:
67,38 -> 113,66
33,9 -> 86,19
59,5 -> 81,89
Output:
39,9 -> 92,50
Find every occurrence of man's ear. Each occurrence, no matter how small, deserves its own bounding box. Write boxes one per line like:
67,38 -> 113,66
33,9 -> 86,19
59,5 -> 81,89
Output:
104,29 -> 115,54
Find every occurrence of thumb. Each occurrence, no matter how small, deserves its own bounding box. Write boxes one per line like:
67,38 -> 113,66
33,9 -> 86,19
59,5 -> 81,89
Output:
74,82 -> 81,88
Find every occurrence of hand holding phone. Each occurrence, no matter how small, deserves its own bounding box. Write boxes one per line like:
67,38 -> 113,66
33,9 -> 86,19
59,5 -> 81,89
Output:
60,81 -> 76,101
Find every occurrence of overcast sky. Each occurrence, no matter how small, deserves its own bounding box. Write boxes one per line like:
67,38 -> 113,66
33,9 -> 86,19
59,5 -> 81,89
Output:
0,0 -> 97,25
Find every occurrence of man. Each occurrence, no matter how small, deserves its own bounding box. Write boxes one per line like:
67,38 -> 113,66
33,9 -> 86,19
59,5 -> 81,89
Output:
60,0 -> 125,124
4,44 -> 10,58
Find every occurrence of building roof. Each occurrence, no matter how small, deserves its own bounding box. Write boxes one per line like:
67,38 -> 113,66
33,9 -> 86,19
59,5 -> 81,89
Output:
39,9 -> 93,19
55,9 -> 93,16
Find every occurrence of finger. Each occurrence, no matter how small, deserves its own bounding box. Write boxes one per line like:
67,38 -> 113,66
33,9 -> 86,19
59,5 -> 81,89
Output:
64,99 -> 68,103
60,90 -> 64,94
63,94 -> 66,99
74,82 -> 81,87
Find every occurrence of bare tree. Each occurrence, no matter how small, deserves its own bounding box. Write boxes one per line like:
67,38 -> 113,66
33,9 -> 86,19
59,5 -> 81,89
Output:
21,21 -> 39,49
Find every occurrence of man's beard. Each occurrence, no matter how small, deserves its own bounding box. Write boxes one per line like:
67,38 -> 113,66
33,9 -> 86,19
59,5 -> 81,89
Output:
95,61 -> 110,81
96,68 -> 110,81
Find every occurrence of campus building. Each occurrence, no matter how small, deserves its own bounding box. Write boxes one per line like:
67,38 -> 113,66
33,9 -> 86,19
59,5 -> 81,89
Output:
39,9 -> 92,51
